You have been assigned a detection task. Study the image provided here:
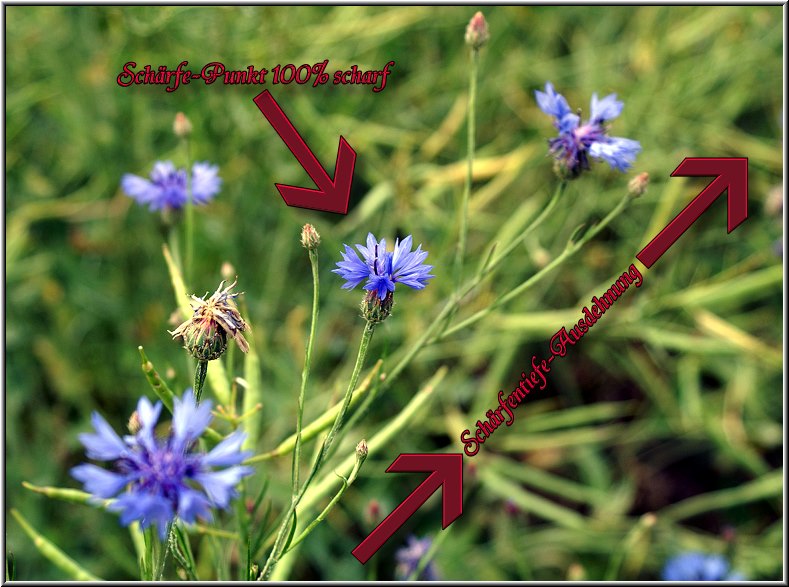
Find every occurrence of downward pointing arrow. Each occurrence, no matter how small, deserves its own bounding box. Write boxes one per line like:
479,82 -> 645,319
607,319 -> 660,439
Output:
352,453 -> 464,564
636,157 -> 749,268
253,90 -> 357,214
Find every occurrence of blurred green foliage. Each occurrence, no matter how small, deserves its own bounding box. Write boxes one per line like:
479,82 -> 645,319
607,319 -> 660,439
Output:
5,5 -> 783,581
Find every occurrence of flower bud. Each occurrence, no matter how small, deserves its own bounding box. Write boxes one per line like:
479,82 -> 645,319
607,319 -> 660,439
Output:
465,11 -> 489,50
628,172 -> 649,198
300,223 -> 321,250
220,261 -> 236,282
360,291 -> 393,324
128,411 -> 142,434
356,439 -> 369,461
173,112 -> 192,138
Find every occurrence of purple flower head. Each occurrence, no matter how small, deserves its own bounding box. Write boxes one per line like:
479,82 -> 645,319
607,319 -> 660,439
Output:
332,233 -> 434,300
121,161 -> 221,211
662,552 -> 745,581
394,535 -> 440,581
535,82 -> 641,177
71,390 -> 253,539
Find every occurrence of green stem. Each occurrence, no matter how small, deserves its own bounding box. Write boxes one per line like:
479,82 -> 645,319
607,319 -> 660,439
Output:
284,443 -> 366,554
182,137 -> 193,287
293,247 -> 320,497
194,359 -> 208,404
11,509 -> 102,581
439,187 -> 632,339
258,321 -> 376,581
454,46 -> 480,287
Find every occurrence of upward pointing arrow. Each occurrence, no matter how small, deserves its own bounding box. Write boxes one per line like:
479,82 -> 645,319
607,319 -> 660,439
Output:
636,157 -> 749,268
351,453 -> 464,565
253,90 -> 357,214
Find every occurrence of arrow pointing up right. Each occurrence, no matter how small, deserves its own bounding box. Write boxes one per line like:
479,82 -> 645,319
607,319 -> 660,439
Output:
351,453 -> 463,565
636,157 -> 748,268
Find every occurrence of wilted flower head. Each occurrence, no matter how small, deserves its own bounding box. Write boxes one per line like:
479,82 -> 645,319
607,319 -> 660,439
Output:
662,552 -> 744,581
465,11 -> 489,49
170,279 -> 249,361
121,160 -> 221,211
535,82 -> 641,177
394,535 -> 440,581
71,390 -> 254,539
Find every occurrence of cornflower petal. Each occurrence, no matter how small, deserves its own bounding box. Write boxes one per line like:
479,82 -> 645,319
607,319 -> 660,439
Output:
120,174 -> 158,206
332,244 -> 370,289
203,430 -> 251,467
70,464 -> 129,498
195,466 -> 254,508
177,487 -> 214,524
79,412 -> 129,461
590,92 -> 623,123
535,82 -> 572,120
589,137 -> 641,171
190,162 -> 222,204
171,390 -> 214,451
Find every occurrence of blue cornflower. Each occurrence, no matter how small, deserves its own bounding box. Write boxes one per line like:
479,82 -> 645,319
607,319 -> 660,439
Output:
121,160 -> 221,211
333,233 -> 434,300
662,552 -> 745,581
394,535 -> 440,581
71,390 -> 253,539
535,81 -> 641,176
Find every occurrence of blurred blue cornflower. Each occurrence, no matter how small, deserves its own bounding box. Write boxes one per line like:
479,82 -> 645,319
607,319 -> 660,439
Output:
662,552 -> 744,581
333,233 -> 434,300
535,81 -> 641,177
394,535 -> 440,581
71,390 -> 253,539
121,160 -> 221,211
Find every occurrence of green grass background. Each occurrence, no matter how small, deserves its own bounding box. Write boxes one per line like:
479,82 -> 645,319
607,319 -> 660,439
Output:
5,5 -> 783,581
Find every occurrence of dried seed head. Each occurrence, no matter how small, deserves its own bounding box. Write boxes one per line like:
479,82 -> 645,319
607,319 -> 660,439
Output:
300,223 -> 321,250
169,279 -> 250,361
173,112 -> 193,138
465,12 -> 489,50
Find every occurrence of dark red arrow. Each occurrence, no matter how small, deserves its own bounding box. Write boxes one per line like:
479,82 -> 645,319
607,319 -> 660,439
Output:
253,90 -> 356,214
352,453 -> 463,564
636,157 -> 748,268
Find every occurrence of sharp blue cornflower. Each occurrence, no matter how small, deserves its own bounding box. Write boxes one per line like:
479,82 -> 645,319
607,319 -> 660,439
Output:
662,552 -> 745,581
394,535 -> 440,581
71,390 -> 253,539
535,81 -> 641,177
121,160 -> 221,211
333,233 -> 434,300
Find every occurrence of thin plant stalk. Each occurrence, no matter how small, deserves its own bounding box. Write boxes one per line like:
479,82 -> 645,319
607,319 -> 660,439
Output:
258,320 -> 376,580
284,441 -> 367,554
454,46 -> 480,287
439,187 -> 635,339
292,246 -> 320,497
181,134 -> 194,287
